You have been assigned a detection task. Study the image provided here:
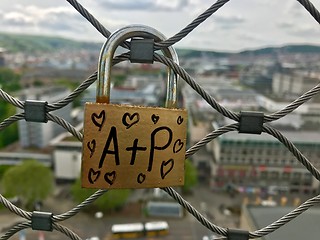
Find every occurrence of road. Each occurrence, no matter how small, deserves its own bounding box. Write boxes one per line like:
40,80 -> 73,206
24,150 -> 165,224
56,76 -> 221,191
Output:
0,185 -> 242,240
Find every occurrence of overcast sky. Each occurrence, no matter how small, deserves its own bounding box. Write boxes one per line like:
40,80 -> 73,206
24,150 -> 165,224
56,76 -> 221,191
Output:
1,0 -> 320,52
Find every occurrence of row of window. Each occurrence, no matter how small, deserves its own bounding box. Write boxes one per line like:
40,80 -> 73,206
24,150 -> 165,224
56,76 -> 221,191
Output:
220,156 -> 303,166
217,169 -> 312,184
221,147 -> 320,157
221,141 -> 319,150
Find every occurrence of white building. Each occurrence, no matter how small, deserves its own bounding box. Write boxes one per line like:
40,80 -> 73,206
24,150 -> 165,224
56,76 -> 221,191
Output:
50,123 -> 82,182
16,87 -> 72,148
272,70 -> 320,98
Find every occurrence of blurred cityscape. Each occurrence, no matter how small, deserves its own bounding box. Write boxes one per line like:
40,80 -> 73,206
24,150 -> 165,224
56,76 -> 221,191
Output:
0,34 -> 320,240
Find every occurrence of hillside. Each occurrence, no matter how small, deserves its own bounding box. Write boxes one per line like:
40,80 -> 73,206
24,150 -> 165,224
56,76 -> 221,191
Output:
0,33 -> 100,53
1,32 -> 320,57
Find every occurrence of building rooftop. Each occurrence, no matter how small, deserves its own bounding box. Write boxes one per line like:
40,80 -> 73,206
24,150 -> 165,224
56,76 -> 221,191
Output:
247,205 -> 320,240
219,130 -> 320,144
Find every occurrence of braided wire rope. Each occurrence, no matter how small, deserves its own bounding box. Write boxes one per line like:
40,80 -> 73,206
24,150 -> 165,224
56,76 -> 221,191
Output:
65,0 -> 130,49
0,222 -> 30,240
0,89 -> 24,109
154,0 -> 230,49
1,0 -> 320,239
0,113 -> 25,131
297,0 -> 320,24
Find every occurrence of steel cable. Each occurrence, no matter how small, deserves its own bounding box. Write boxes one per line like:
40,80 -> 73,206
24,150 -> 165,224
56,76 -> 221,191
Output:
46,113 -> 83,141
297,0 -> 320,24
251,194 -> 320,238
0,89 -> 24,109
185,123 -> 238,158
53,223 -> 82,240
0,195 -> 31,219
53,189 -> 108,222
264,82 -> 320,122
155,0 -> 230,49
2,0 -> 320,239
0,222 -> 30,240
0,113 -> 25,131
263,124 -> 320,181
65,0 -> 130,49
154,54 -> 240,121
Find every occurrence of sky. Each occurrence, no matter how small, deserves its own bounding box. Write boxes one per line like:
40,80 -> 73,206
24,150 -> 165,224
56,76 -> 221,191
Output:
1,0 -> 320,52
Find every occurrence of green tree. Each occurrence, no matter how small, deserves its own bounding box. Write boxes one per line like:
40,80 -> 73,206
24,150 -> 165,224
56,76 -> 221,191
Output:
183,159 -> 198,193
0,67 -> 21,92
71,178 -> 131,212
0,165 -> 12,180
0,101 -> 18,148
2,160 -> 53,209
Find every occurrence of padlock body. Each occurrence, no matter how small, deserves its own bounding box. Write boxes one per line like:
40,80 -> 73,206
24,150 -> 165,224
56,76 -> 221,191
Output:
82,103 -> 187,189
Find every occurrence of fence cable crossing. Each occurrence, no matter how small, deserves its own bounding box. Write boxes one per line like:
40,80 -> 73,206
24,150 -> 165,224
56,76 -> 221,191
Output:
1,0 -> 320,239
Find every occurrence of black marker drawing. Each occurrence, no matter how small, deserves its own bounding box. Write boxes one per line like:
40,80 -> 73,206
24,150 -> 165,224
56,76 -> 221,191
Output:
104,171 -> 116,185
177,116 -> 183,125
160,159 -> 174,179
173,139 -> 184,153
91,110 -> 106,131
151,114 -> 160,124
122,112 -> 140,129
137,173 -> 146,184
88,168 -> 101,184
126,139 -> 147,165
99,126 -> 120,168
148,126 -> 173,172
87,139 -> 96,158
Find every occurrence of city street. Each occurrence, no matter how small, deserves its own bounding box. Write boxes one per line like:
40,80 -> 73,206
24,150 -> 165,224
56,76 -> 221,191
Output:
0,185 -> 242,240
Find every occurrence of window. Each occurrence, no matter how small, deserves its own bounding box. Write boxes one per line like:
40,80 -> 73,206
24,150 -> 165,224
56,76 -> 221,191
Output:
270,171 -> 279,179
304,173 -> 312,186
282,172 -> 290,180
260,171 -> 267,179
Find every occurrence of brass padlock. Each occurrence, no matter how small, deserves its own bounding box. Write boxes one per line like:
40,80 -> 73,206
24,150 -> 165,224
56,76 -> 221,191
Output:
81,25 -> 187,189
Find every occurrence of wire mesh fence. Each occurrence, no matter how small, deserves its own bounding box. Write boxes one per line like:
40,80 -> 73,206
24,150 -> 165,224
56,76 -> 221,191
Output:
1,0 -> 320,239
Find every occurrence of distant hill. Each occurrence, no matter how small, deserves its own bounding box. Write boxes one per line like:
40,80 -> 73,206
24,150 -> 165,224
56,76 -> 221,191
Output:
176,48 -> 231,58
178,45 -> 320,58
238,45 -> 320,56
1,32 -> 320,57
0,32 -> 101,53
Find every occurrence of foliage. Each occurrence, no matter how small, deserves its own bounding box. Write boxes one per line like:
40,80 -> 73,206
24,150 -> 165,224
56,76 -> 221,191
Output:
0,101 -> 18,148
0,67 -> 21,92
71,178 -> 131,212
183,159 -> 198,193
113,74 -> 126,87
0,165 -> 12,180
2,160 -> 53,209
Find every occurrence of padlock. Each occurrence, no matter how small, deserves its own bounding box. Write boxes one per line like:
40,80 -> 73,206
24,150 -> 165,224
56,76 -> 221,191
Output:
81,25 -> 188,189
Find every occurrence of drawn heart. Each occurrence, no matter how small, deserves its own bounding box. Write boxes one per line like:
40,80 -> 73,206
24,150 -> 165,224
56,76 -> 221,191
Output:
87,139 -> 96,158
160,159 -> 174,179
151,114 -> 160,124
173,139 -> 184,153
88,168 -> 101,184
177,116 -> 184,125
104,171 -> 116,185
137,173 -> 146,184
91,110 -> 106,131
122,112 -> 140,129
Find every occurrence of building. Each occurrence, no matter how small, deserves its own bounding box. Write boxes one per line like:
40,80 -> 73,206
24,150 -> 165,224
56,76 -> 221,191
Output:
50,127 -> 82,182
241,205 -> 320,240
16,87 -> 72,148
272,70 -> 320,99
0,48 -> 6,67
81,74 -> 164,107
210,129 -> 320,194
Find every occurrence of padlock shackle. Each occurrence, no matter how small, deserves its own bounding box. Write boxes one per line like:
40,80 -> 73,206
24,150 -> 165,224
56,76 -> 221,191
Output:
97,25 -> 179,108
